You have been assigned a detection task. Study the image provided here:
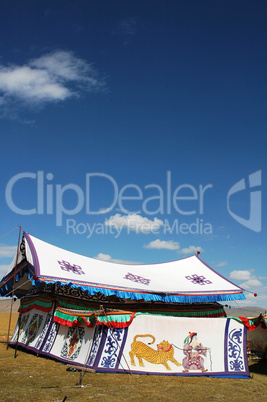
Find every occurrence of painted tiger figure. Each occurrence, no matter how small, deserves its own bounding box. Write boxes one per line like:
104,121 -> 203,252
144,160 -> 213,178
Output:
129,334 -> 181,370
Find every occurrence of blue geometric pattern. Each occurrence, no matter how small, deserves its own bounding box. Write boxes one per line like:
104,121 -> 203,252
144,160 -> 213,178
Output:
86,325 -> 103,367
100,328 -> 124,369
42,321 -> 59,353
35,312 -> 53,350
228,328 -> 244,371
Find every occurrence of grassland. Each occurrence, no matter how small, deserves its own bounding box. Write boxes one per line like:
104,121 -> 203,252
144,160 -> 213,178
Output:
0,310 -> 266,401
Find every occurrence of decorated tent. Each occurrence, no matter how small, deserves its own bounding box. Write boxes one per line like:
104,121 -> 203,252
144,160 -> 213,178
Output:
0,232 -> 252,378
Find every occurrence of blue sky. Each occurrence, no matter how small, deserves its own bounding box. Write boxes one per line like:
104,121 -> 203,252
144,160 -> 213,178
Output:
0,1 -> 266,309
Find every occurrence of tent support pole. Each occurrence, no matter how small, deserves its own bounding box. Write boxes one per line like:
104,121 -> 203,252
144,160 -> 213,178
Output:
14,311 -> 22,358
6,226 -> 21,351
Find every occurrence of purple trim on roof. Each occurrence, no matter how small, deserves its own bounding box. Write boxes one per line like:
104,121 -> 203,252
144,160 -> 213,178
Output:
36,275 -> 243,296
196,255 -> 244,292
24,232 -> 41,277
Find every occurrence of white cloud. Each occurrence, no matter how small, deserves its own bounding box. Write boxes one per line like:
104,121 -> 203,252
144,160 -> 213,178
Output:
240,279 -> 263,288
94,253 -> 141,265
31,51 -> 86,81
230,270 -> 252,281
144,239 -> 180,250
119,18 -> 137,36
0,264 -> 10,278
0,245 -> 17,258
216,261 -> 228,267
105,214 -> 164,233
230,270 -> 263,290
0,66 -> 69,102
0,50 -> 105,107
228,292 -> 262,306
179,245 -> 204,255
244,292 -> 266,302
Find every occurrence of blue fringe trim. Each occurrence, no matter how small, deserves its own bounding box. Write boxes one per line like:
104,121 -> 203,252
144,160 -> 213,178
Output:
31,279 -> 246,303
0,265 -> 29,297
0,264 -> 245,303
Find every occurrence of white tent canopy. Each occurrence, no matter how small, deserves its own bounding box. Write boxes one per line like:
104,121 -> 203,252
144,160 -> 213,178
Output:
0,232 -> 245,303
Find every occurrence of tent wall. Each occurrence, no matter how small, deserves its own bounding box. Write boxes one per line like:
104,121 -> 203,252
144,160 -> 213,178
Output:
9,302 -> 250,378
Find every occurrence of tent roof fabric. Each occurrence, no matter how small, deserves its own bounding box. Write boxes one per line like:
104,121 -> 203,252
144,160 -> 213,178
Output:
0,232 -> 245,303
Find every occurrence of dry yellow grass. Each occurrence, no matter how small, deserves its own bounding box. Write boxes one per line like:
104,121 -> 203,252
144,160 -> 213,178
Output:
0,310 -> 266,401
